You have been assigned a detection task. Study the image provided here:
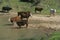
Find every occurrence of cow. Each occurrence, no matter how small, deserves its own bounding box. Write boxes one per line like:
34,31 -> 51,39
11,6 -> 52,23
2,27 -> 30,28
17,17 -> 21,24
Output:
2,6 -> 12,13
50,9 -> 56,16
9,16 -> 21,24
35,7 -> 43,13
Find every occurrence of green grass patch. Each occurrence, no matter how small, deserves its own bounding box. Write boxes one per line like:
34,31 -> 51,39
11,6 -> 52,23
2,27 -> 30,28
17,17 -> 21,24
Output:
49,31 -> 60,40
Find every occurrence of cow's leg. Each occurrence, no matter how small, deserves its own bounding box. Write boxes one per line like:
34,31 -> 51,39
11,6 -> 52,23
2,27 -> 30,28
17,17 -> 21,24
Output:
26,23 -> 28,28
17,24 -> 21,29
2,10 -> 5,12
26,20 -> 28,28
13,22 -> 20,29
18,25 -> 21,28
16,22 -> 21,29
40,11 -> 41,14
6,10 -> 9,13
35,10 -> 39,13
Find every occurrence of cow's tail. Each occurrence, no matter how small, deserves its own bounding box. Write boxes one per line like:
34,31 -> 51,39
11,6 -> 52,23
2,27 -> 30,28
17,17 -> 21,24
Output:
8,17 -> 11,22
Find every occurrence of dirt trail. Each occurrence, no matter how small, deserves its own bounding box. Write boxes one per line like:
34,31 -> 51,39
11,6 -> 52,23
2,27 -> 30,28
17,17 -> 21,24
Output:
28,15 -> 60,30
8,12 -> 60,30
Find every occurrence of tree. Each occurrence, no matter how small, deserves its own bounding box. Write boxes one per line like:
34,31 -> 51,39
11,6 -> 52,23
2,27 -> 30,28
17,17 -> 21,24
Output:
0,0 -> 2,4
31,0 -> 41,7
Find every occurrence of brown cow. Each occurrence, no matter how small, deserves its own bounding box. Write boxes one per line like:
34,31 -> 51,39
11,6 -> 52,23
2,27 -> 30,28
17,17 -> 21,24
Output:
9,16 -> 21,24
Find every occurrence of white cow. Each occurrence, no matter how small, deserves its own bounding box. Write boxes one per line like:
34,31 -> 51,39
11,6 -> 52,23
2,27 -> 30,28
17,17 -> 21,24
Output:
50,9 -> 56,16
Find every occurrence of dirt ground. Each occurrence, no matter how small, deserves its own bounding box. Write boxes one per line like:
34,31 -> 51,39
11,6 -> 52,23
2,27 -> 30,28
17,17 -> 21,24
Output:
28,14 -> 60,30
0,12 -> 60,40
1,12 -> 60,30
7,12 -> 60,30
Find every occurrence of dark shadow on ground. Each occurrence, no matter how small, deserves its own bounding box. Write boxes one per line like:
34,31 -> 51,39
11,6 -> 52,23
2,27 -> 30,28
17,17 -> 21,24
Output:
4,24 -> 13,26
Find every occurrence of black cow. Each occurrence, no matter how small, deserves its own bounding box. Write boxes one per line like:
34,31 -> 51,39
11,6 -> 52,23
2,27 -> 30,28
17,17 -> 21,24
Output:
2,6 -> 12,13
35,7 -> 43,13
16,19 -> 28,28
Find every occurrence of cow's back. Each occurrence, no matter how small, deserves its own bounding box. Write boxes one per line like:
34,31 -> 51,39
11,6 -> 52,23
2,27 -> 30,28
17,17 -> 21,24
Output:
35,7 -> 43,11
10,16 -> 21,22
18,11 -> 31,18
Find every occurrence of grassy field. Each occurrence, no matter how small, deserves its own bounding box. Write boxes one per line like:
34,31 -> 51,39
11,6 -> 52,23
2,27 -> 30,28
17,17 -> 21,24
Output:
0,0 -> 60,14
48,31 -> 60,40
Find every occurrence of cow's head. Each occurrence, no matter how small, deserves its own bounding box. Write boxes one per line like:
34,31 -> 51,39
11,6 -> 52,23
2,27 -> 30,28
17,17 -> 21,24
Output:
9,7 -> 12,10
